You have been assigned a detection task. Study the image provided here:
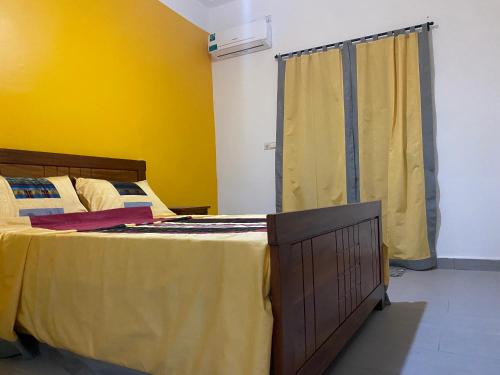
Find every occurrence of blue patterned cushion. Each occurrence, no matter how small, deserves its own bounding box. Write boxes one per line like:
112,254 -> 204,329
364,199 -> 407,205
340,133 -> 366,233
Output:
111,182 -> 147,196
6,177 -> 61,199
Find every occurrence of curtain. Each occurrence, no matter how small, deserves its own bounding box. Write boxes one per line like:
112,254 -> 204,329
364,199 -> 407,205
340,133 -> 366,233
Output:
276,28 -> 437,271
279,49 -> 348,212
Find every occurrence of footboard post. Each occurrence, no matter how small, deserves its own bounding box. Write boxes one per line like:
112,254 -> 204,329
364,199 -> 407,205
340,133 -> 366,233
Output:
375,297 -> 386,311
267,202 -> 385,375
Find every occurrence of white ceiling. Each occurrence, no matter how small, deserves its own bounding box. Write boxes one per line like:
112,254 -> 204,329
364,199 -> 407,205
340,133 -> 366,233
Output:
196,0 -> 238,8
159,0 -> 209,30
159,0 -> 238,30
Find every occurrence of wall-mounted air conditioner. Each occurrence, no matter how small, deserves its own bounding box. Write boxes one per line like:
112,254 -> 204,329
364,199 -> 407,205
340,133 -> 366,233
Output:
208,17 -> 272,61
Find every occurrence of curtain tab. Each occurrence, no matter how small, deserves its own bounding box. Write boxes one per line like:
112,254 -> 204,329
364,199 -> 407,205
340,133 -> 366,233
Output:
394,28 -> 406,37
421,23 -> 430,36
342,40 -> 352,53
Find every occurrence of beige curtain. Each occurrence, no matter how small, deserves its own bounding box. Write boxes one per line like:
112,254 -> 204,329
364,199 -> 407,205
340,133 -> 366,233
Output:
282,49 -> 347,211
356,32 -> 431,262
277,29 -> 436,274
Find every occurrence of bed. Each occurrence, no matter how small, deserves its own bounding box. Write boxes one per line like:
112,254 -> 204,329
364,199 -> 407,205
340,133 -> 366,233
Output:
0,148 -> 386,375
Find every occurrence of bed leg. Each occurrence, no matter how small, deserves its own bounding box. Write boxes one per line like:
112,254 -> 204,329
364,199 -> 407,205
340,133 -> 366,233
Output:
375,298 -> 385,311
375,290 -> 390,310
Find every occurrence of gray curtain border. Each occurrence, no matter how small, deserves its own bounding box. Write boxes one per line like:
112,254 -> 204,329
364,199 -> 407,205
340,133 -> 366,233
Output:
390,29 -> 437,271
417,27 -> 438,268
349,42 -> 360,203
342,42 -> 360,203
275,58 -> 286,213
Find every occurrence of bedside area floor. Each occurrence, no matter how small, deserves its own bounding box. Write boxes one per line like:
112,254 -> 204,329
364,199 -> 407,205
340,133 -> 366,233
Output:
2,269 -> 500,375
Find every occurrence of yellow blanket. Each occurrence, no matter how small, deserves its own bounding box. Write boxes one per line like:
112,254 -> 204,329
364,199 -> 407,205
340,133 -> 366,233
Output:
0,218 -> 273,374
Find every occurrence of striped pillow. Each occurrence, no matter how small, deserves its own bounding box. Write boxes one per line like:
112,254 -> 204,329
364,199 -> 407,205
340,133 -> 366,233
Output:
75,178 -> 175,218
0,176 -> 87,217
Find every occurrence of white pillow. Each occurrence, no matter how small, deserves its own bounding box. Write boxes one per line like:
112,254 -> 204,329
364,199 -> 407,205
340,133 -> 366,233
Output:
0,175 -> 87,217
75,178 -> 175,218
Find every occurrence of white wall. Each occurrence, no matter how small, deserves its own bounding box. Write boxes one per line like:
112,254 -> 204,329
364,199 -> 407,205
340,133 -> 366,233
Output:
159,0 -> 209,30
209,0 -> 500,260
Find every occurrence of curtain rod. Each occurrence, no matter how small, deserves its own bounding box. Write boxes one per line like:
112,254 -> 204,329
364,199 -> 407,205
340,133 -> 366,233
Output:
275,21 -> 434,60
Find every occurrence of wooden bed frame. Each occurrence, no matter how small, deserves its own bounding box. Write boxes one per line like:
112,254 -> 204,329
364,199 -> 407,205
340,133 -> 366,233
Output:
0,148 -> 385,375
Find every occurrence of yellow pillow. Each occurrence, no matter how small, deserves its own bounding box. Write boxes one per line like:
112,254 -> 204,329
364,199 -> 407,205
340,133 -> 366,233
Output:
75,178 -> 175,217
0,175 -> 87,217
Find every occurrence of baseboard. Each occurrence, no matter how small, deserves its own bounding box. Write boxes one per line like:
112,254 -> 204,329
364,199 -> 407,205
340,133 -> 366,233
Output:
437,258 -> 500,272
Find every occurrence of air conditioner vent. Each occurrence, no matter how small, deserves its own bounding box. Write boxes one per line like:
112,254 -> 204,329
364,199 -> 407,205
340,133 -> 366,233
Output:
208,17 -> 272,61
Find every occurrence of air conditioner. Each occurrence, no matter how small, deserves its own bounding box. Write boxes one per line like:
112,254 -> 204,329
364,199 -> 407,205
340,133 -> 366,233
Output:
208,17 -> 272,61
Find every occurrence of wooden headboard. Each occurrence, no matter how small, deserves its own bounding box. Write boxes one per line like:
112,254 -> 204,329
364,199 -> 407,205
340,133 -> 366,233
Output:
0,149 -> 146,182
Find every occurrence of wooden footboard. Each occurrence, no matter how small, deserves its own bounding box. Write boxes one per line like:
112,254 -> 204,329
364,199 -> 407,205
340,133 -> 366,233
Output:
267,202 -> 385,375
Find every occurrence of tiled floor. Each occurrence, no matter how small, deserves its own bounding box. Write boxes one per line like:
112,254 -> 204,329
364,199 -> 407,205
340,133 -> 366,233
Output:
326,269 -> 500,374
1,269 -> 500,374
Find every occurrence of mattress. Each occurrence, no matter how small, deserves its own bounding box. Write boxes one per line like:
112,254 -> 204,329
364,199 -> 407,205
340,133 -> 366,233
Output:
0,211 -> 273,374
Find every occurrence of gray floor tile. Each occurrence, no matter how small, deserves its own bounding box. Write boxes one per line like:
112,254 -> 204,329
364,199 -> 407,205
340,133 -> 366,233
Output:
325,269 -> 500,375
0,345 -> 69,375
401,348 -> 500,375
439,329 -> 500,361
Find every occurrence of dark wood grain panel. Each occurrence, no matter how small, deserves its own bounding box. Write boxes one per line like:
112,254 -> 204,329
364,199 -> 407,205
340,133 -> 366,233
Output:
69,168 -> 81,178
90,169 -> 138,182
267,202 -> 383,245
44,166 -> 57,176
335,230 -> 346,324
263,201 -> 386,375
374,218 -> 381,285
269,243 -> 285,375
0,164 -> 45,177
348,226 -> 356,313
57,167 -> 69,176
370,220 -> 375,288
169,206 -> 210,215
0,148 -> 145,172
289,242 -> 307,371
311,232 -> 339,348
137,168 -> 146,181
0,148 -> 146,182
371,220 -> 379,287
80,168 -> 92,178
354,225 -> 362,306
301,240 -> 316,358
297,284 -> 385,375
359,220 -> 375,301
342,228 -> 352,317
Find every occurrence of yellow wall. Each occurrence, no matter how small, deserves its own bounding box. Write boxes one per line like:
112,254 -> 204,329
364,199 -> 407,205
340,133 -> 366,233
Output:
0,0 -> 218,213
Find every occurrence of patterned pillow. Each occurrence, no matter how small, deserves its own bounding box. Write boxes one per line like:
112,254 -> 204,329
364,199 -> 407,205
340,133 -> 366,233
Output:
0,176 -> 87,217
75,178 -> 175,217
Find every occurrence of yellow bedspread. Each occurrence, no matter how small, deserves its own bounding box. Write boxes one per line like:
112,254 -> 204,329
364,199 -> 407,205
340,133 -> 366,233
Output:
0,217 -> 273,374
